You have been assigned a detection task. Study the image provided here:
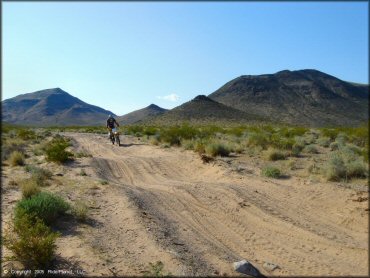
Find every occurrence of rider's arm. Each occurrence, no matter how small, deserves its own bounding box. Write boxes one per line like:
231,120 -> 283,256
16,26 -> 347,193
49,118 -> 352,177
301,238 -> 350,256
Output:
115,119 -> 120,127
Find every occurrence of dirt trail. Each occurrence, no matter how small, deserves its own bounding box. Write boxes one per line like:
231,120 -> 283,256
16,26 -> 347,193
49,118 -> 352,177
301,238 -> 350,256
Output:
66,132 -> 368,276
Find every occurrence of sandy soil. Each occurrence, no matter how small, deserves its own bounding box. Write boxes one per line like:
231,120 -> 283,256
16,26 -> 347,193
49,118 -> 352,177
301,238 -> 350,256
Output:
2,132 -> 368,276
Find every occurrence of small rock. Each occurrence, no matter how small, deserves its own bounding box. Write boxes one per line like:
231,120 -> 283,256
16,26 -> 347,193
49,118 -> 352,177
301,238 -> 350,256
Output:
233,260 -> 262,277
263,262 -> 279,272
55,173 -> 64,176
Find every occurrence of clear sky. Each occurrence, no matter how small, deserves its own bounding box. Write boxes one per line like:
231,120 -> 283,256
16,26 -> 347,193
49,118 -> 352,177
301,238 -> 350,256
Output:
2,2 -> 368,115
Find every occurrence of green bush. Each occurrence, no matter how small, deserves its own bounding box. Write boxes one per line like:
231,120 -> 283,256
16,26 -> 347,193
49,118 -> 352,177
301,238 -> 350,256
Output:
20,180 -> 41,199
15,192 -> 70,225
9,151 -> 25,166
45,137 -> 73,163
205,142 -> 230,157
17,129 -> 36,141
247,132 -> 269,149
3,214 -> 59,268
265,148 -> 287,161
261,166 -> 281,178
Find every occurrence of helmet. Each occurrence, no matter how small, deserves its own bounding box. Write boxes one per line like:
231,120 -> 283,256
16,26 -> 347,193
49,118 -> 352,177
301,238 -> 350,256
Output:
108,114 -> 112,118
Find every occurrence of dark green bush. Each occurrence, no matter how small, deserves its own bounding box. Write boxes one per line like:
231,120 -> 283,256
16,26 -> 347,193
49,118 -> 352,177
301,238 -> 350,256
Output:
15,192 -> 70,225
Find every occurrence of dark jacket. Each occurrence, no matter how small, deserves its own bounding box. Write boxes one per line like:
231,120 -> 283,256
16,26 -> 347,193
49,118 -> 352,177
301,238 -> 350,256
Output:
107,117 -> 119,129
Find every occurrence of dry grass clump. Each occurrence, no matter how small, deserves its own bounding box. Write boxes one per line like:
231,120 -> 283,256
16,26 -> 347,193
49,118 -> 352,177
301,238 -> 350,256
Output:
20,179 -> 41,199
317,137 -> 331,147
303,144 -> 319,154
205,142 -> 230,157
25,165 -> 52,187
71,201 -> 89,222
9,151 -> 25,166
265,148 -> 287,161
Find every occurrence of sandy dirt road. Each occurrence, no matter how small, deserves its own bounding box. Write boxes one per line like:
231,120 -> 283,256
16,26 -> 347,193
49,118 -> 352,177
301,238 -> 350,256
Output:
62,132 -> 368,276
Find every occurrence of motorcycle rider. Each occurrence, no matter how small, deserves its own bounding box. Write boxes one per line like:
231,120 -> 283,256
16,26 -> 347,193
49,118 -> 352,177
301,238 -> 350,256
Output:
106,115 -> 120,143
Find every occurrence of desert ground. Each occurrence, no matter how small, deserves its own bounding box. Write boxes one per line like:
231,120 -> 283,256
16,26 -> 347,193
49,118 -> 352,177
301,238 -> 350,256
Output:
2,132 -> 368,276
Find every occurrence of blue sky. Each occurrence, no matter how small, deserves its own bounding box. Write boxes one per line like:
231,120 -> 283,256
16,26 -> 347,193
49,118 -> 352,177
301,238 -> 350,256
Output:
2,2 -> 368,115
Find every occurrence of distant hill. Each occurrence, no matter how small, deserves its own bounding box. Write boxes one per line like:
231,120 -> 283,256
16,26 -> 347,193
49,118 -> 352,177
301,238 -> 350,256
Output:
117,104 -> 167,125
2,88 -> 115,126
144,95 -> 265,125
208,69 -> 369,127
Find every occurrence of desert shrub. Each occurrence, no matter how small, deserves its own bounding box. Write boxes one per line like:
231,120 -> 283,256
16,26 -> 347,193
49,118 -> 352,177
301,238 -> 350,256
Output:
144,261 -> 171,277
45,137 -> 73,163
71,201 -> 89,222
330,142 -> 339,151
294,136 -> 306,147
15,192 -> 70,225
205,142 -> 230,157
320,128 -> 339,140
304,144 -> 318,154
182,139 -> 195,150
261,166 -> 281,178
317,137 -> 331,147
150,136 -> 160,146
159,125 -> 199,146
290,143 -> 303,157
307,162 -> 320,174
9,151 -> 25,166
143,126 -> 159,137
25,165 -> 52,187
20,180 -> 41,199
335,133 -> 348,146
346,160 -> 367,178
345,143 -> 363,155
79,169 -> 87,176
100,180 -> 109,185
265,148 -> 287,161
246,132 -> 269,149
3,214 -> 60,268
75,151 -> 92,158
17,129 -> 36,141
303,134 -> 316,145
194,141 -> 206,154
325,154 -> 347,181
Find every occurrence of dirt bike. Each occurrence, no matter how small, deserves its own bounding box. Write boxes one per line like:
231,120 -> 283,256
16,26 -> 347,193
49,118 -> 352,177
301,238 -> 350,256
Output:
108,127 -> 120,146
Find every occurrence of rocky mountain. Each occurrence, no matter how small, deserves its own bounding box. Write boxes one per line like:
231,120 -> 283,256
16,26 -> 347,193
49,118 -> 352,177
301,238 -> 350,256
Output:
144,95 -> 265,125
208,69 -> 369,127
117,104 -> 167,125
2,88 -> 115,126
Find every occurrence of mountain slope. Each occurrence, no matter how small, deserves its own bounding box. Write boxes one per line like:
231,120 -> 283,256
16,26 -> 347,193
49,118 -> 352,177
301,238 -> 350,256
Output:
2,88 -> 115,126
144,95 -> 265,125
208,69 -> 369,127
117,104 -> 167,125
